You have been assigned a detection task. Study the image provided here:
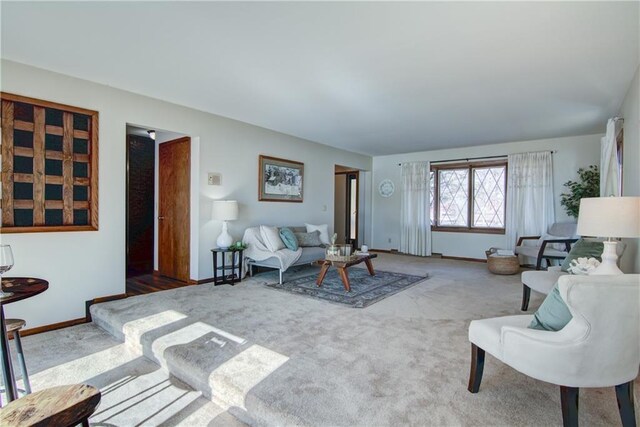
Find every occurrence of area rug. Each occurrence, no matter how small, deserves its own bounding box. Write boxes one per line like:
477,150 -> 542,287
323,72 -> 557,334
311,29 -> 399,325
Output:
265,267 -> 428,308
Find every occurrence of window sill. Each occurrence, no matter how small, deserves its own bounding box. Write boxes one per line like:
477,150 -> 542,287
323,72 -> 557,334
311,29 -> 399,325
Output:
431,226 -> 505,235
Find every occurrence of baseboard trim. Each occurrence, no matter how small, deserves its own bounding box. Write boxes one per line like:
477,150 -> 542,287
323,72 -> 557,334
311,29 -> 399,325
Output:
17,317 -> 87,338
441,255 -> 487,263
370,249 -> 399,253
194,277 -> 215,285
85,293 -> 129,322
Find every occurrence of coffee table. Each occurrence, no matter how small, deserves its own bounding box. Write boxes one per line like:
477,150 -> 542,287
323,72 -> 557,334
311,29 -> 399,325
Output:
316,253 -> 378,292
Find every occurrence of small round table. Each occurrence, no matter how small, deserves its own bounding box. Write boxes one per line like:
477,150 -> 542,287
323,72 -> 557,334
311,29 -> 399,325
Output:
0,277 -> 48,403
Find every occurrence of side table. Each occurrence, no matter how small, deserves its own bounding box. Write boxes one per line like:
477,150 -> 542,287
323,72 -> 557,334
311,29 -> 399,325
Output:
211,248 -> 244,286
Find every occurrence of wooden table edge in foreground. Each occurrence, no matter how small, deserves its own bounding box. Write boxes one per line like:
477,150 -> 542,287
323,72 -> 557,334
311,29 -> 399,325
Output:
0,384 -> 101,427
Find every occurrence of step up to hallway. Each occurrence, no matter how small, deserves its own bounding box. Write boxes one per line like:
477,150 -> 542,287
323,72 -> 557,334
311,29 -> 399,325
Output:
90,291 -> 303,426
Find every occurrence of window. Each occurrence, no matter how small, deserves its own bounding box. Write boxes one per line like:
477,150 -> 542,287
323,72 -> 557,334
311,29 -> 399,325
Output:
430,161 -> 507,233
1,93 -> 99,233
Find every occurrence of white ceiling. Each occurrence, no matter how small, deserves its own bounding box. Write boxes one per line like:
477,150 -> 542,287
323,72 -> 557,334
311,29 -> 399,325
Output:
2,2 -> 638,156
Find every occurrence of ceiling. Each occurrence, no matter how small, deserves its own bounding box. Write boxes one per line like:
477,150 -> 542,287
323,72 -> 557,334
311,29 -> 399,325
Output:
2,2 -> 638,156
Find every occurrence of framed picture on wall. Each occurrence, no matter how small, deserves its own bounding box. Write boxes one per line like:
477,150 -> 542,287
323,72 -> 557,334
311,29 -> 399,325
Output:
258,155 -> 304,202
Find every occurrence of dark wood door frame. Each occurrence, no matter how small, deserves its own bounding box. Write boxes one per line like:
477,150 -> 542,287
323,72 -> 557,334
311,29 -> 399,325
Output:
158,136 -> 191,282
335,170 -> 359,248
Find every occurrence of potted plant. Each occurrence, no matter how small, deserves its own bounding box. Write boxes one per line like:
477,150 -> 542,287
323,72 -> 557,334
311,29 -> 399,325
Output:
560,165 -> 599,219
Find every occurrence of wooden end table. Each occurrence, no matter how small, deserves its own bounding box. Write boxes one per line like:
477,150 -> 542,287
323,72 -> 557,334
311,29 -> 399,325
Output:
316,253 -> 378,292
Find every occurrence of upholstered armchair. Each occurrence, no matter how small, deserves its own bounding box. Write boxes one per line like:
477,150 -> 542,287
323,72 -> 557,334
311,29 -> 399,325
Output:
468,274 -> 639,427
515,222 -> 578,270
520,241 -> 627,311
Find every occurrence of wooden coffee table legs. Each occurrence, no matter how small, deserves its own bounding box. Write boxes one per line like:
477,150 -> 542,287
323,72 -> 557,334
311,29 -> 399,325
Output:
316,258 -> 376,292
316,262 -> 331,286
364,258 -> 375,276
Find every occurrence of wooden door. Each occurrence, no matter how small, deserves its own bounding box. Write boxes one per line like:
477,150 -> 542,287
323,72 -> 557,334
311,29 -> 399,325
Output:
158,137 -> 190,282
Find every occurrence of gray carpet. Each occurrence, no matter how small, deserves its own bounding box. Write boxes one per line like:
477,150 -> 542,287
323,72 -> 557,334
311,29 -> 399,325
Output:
264,266 -> 428,308
17,254 -> 640,426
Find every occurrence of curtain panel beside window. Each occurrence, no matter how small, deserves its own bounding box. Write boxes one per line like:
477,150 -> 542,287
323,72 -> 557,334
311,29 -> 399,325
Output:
505,151 -> 554,250
400,161 -> 431,256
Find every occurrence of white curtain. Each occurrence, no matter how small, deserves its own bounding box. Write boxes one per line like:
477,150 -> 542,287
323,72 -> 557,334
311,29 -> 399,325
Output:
506,152 -> 555,250
600,118 -> 621,197
400,162 -> 431,256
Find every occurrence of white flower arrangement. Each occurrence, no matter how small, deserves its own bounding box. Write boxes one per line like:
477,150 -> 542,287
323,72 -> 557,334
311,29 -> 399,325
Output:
567,257 -> 601,275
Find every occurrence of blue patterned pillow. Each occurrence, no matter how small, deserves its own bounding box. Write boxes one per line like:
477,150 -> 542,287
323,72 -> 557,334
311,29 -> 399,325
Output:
279,227 -> 299,251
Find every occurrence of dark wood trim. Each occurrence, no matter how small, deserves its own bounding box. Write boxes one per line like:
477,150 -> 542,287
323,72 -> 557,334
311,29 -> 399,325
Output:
441,255 -> 487,263
85,293 -> 128,322
431,160 -> 507,232
16,318 -> 87,339
0,92 -> 99,233
432,226 -> 505,235
0,92 -> 98,116
521,284 -> 531,311
560,386 -> 579,427
369,249 -> 397,254
615,381 -> 636,427
194,277 -> 216,285
467,344 -> 485,393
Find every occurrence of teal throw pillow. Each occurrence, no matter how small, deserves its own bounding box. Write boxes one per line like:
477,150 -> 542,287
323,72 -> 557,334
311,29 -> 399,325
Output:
528,282 -> 573,331
560,239 -> 604,272
279,227 -> 299,251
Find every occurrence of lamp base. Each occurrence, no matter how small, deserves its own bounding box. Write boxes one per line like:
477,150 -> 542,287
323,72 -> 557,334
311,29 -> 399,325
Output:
216,221 -> 233,249
588,241 -> 623,275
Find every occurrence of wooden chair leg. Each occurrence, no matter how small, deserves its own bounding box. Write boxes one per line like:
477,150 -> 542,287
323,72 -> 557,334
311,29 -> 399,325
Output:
615,381 -> 636,427
521,284 -> 531,311
560,386 -> 579,427
467,344 -> 485,393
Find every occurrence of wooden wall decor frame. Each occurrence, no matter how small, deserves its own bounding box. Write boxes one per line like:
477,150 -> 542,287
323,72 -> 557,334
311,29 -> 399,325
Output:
0,93 -> 99,233
258,155 -> 304,202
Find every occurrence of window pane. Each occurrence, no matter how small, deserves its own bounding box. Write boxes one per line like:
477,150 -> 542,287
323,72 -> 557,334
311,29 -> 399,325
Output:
429,171 -> 435,225
438,168 -> 469,226
473,166 -> 506,228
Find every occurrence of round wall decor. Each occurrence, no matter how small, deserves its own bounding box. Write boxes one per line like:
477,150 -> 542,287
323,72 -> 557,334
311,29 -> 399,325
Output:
378,179 -> 395,197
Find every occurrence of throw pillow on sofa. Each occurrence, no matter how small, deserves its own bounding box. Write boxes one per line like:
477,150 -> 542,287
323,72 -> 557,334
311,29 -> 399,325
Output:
294,230 -> 323,247
560,239 -> 604,272
279,227 -> 299,251
260,225 -> 285,252
305,223 -> 330,245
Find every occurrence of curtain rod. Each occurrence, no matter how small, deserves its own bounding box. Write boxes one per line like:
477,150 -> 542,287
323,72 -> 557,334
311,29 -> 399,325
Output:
398,150 -> 556,166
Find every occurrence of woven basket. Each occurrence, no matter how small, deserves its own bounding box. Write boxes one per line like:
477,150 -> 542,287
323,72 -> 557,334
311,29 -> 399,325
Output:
485,250 -> 520,275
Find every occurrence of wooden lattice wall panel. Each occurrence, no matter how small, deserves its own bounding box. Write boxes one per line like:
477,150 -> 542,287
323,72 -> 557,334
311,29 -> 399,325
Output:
0,93 -> 98,233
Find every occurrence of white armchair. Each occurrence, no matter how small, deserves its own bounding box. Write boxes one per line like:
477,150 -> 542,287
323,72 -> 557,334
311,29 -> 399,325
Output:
468,274 -> 639,426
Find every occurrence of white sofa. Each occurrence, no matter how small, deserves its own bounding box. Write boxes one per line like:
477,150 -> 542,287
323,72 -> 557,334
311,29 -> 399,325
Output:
244,226 -> 326,284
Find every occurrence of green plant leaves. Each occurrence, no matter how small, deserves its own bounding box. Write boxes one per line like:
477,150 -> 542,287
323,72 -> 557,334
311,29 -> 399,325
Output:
560,165 -> 599,219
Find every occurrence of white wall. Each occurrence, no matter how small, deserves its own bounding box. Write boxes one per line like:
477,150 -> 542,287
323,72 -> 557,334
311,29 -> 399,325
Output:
371,134 -> 602,259
0,60 -> 371,328
618,66 -> 640,273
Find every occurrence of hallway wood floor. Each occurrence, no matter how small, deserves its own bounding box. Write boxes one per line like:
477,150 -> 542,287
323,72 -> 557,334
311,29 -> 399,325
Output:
126,274 -> 190,296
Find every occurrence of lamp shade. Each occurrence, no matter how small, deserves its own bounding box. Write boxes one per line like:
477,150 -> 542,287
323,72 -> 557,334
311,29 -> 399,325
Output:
212,200 -> 238,221
577,197 -> 640,238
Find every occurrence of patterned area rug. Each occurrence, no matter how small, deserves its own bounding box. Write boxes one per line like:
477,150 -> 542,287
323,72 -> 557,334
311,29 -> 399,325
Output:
265,267 -> 429,308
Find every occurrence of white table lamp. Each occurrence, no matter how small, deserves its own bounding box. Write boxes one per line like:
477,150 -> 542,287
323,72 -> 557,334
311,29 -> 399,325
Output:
212,200 -> 238,249
577,197 -> 640,275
